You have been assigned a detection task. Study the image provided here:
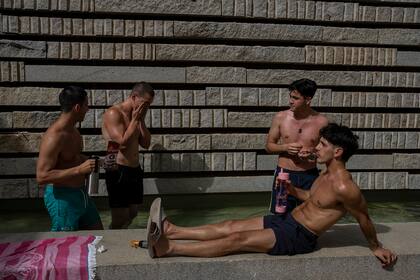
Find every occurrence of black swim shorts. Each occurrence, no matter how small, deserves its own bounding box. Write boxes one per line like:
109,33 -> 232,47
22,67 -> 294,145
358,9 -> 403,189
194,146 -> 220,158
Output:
105,164 -> 144,208
264,213 -> 318,255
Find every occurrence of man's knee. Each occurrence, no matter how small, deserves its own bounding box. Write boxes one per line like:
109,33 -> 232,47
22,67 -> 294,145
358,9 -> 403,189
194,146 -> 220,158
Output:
220,220 -> 236,232
224,232 -> 249,252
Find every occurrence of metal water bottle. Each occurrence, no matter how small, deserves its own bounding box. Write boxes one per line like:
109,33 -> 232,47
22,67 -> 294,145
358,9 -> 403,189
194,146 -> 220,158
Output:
87,156 -> 99,195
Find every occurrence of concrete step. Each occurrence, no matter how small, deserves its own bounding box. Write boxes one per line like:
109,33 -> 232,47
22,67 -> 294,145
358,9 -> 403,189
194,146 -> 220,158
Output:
1,222 -> 419,280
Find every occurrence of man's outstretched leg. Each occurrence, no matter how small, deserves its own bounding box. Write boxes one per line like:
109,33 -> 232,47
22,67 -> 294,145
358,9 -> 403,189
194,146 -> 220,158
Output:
164,216 -> 264,241
155,228 -> 276,258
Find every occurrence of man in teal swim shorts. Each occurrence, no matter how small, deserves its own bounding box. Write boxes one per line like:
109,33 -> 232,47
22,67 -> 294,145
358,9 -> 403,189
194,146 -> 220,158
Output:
36,86 -> 103,231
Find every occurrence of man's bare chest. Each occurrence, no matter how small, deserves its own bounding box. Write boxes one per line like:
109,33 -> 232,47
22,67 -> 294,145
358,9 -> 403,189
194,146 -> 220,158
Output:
309,179 -> 341,209
280,123 -> 320,144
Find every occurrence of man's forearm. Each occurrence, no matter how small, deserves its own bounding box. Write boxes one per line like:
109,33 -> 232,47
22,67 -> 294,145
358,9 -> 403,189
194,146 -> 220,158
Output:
358,216 -> 381,250
292,188 -> 310,201
138,121 -> 151,149
266,143 -> 287,154
37,166 -> 81,186
119,119 -> 140,146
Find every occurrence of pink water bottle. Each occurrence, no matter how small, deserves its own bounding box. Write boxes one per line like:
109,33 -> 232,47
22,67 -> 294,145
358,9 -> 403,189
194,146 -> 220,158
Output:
275,172 -> 289,214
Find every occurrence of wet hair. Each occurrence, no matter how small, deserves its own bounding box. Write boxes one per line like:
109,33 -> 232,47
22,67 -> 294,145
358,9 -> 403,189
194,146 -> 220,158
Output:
131,82 -> 155,97
59,86 -> 88,112
320,123 -> 359,162
288,78 -> 317,98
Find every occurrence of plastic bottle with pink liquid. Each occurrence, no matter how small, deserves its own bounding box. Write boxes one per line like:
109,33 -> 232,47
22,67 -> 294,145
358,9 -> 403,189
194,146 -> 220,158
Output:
275,172 -> 289,214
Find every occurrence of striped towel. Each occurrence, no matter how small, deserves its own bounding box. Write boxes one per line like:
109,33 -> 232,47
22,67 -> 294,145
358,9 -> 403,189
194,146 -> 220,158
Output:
0,235 -> 102,280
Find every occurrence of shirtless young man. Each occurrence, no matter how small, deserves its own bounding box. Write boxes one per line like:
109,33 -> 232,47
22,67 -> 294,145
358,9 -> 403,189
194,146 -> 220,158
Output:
36,86 -> 103,231
102,82 -> 154,229
266,79 -> 329,214
150,123 -> 397,268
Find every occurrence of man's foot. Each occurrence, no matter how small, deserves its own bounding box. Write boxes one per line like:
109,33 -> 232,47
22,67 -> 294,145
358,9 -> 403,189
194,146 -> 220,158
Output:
153,234 -> 171,257
163,219 -> 175,238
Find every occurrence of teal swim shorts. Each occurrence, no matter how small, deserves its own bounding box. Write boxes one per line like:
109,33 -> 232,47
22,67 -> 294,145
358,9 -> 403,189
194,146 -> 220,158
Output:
44,184 -> 101,231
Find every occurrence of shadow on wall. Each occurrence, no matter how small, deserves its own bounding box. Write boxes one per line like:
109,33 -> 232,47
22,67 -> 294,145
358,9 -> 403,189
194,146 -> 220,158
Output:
318,223 -> 391,249
149,143 -> 214,195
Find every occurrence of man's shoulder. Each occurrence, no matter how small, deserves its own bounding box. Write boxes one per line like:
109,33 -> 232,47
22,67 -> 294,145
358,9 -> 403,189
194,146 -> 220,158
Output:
104,106 -> 124,119
310,112 -> 329,127
41,126 -> 66,146
275,110 -> 289,119
332,170 -> 360,198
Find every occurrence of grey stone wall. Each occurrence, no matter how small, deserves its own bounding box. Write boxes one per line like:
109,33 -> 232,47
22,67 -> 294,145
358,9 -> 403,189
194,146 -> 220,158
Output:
0,0 -> 419,198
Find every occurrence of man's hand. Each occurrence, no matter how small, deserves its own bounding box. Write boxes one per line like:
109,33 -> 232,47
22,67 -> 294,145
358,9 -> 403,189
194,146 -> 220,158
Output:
286,143 -> 303,156
139,101 -> 150,120
131,104 -> 142,121
280,180 -> 297,196
298,149 -> 317,162
372,247 -> 397,268
77,159 -> 96,175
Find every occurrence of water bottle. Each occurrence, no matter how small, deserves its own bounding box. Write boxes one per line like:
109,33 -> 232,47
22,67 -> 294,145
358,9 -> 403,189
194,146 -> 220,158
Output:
87,156 -> 99,195
103,141 -> 119,171
275,172 -> 289,214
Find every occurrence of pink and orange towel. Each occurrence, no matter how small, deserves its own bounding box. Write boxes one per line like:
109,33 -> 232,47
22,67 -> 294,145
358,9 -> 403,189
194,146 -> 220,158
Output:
0,235 -> 102,280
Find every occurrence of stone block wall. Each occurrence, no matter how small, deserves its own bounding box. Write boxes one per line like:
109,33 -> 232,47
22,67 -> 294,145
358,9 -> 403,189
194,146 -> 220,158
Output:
0,0 -> 419,198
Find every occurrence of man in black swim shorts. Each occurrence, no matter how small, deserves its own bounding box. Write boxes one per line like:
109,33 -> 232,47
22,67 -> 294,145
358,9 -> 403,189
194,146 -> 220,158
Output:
149,124 -> 397,269
265,79 -> 328,214
102,82 -> 154,229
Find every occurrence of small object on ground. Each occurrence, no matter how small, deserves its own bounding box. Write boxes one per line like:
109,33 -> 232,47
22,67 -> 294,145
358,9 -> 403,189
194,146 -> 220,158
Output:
97,245 -> 107,253
130,240 -> 148,249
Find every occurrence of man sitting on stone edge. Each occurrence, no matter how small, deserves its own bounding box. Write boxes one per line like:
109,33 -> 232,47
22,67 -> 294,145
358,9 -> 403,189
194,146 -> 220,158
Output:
147,123 -> 397,268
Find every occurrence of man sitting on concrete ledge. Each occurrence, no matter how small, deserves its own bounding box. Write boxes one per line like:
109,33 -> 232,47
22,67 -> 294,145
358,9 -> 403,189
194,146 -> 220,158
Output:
147,123 -> 397,268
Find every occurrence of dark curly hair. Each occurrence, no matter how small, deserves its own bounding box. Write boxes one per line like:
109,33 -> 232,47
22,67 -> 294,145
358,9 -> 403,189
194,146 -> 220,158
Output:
59,86 -> 88,112
320,123 -> 359,162
288,78 -> 317,98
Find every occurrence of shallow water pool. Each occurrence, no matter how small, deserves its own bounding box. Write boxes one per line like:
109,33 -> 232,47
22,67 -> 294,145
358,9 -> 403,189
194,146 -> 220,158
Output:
0,195 -> 419,233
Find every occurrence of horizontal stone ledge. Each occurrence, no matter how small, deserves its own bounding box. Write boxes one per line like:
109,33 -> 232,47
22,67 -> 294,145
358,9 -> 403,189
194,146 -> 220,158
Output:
397,51 -> 420,67
4,110 -> 420,129
1,223 -> 420,280
176,22 -> 420,46
0,40 -> 46,58
46,42 -> 305,64
24,65 -> 186,83
257,154 -> 420,171
0,61 -> 24,82
228,112 -> 420,129
2,87 -> 420,108
43,42 -> 414,67
0,132 -> 419,153
0,171 -> 418,199
4,153 -> 420,176
2,15 -> 420,46
3,0 -> 419,26
21,65 -> 420,87
0,151 -> 258,175
247,69 -> 420,88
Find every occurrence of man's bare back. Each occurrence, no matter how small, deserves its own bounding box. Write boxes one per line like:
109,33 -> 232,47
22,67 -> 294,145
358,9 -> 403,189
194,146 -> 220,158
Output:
38,122 -> 86,187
